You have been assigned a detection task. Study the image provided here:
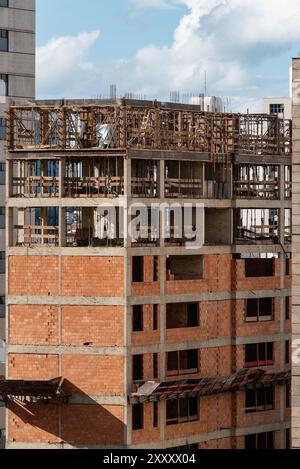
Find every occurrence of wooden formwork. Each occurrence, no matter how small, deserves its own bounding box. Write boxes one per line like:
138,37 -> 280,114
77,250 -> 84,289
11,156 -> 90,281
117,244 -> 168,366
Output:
6,102 -> 292,158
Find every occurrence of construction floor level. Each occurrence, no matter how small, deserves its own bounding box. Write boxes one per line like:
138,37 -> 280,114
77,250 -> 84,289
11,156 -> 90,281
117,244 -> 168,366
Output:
1,98 -> 292,449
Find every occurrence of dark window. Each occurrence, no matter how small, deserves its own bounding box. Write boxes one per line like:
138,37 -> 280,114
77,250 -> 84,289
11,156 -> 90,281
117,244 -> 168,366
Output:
286,341 -> 290,365
166,303 -> 199,329
0,296 -> 5,318
270,104 -> 284,114
167,349 -> 198,377
133,305 -> 143,332
0,207 -> 5,229
286,258 -> 291,276
153,353 -> 158,379
166,397 -> 199,426
0,1 -> 9,7
153,304 -> 158,330
245,432 -> 274,449
0,74 -> 8,96
0,30 -> 8,52
0,163 -> 5,186
132,256 -> 144,282
0,118 -> 6,141
245,258 -> 274,278
245,387 -> 274,413
167,255 -> 204,280
153,256 -> 159,282
132,404 -> 144,430
133,355 -> 143,382
187,303 -> 199,327
286,383 -> 290,409
285,297 -> 290,320
153,402 -> 158,428
245,343 -> 273,367
245,298 -> 273,322
0,251 -> 5,274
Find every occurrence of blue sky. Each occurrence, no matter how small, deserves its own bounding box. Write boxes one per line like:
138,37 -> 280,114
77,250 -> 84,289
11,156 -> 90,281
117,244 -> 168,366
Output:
36,0 -> 300,111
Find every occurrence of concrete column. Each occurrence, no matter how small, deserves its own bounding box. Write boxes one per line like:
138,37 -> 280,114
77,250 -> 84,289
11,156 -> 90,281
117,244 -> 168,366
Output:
40,207 -> 48,245
59,157 -> 66,198
160,401 -> 166,444
279,164 -> 286,201
6,160 -> 13,199
59,208 -> 66,247
159,160 -> 165,199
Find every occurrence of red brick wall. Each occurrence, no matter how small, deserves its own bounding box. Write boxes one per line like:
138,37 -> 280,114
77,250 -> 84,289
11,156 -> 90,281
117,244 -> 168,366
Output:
61,257 -> 124,297
8,403 -> 60,444
8,256 -> 58,296
9,305 -> 59,345
8,403 -> 125,446
62,306 -> 124,347
200,438 -> 232,449
200,346 -> 232,377
8,354 -> 59,380
61,355 -> 124,396
62,405 -> 125,446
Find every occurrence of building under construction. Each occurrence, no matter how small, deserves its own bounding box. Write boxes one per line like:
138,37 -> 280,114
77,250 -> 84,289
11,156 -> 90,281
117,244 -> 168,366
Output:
1,98 -> 291,449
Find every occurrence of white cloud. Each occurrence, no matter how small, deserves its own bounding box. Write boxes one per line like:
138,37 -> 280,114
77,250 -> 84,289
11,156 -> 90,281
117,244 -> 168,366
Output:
104,0 -> 300,109
130,0 -> 174,10
37,1 -> 300,110
37,31 -> 101,98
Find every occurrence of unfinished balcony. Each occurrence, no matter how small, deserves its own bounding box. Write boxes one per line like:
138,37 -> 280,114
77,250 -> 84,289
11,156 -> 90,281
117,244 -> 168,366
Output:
234,165 -> 280,200
64,207 -> 124,247
130,209 -> 160,247
234,209 -> 279,245
10,160 -> 59,198
63,157 -> 124,198
10,208 -> 59,247
165,161 -> 203,199
131,159 -> 158,198
161,207 -> 231,246
9,157 -> 125,200
165,161 -> 231,200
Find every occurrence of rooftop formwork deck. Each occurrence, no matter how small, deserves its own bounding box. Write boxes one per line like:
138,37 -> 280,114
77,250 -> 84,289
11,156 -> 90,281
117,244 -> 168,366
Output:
7,100 -> 292,158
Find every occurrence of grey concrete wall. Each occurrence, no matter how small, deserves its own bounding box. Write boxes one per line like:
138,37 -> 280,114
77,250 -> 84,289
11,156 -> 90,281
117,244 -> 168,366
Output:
0,0 -> 35,439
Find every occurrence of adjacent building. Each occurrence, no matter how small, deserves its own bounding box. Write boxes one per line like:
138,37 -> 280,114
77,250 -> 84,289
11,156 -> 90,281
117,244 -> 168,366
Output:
2,99 -> 291,449
263,97 -> 292,120
0,0 -> 35,447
